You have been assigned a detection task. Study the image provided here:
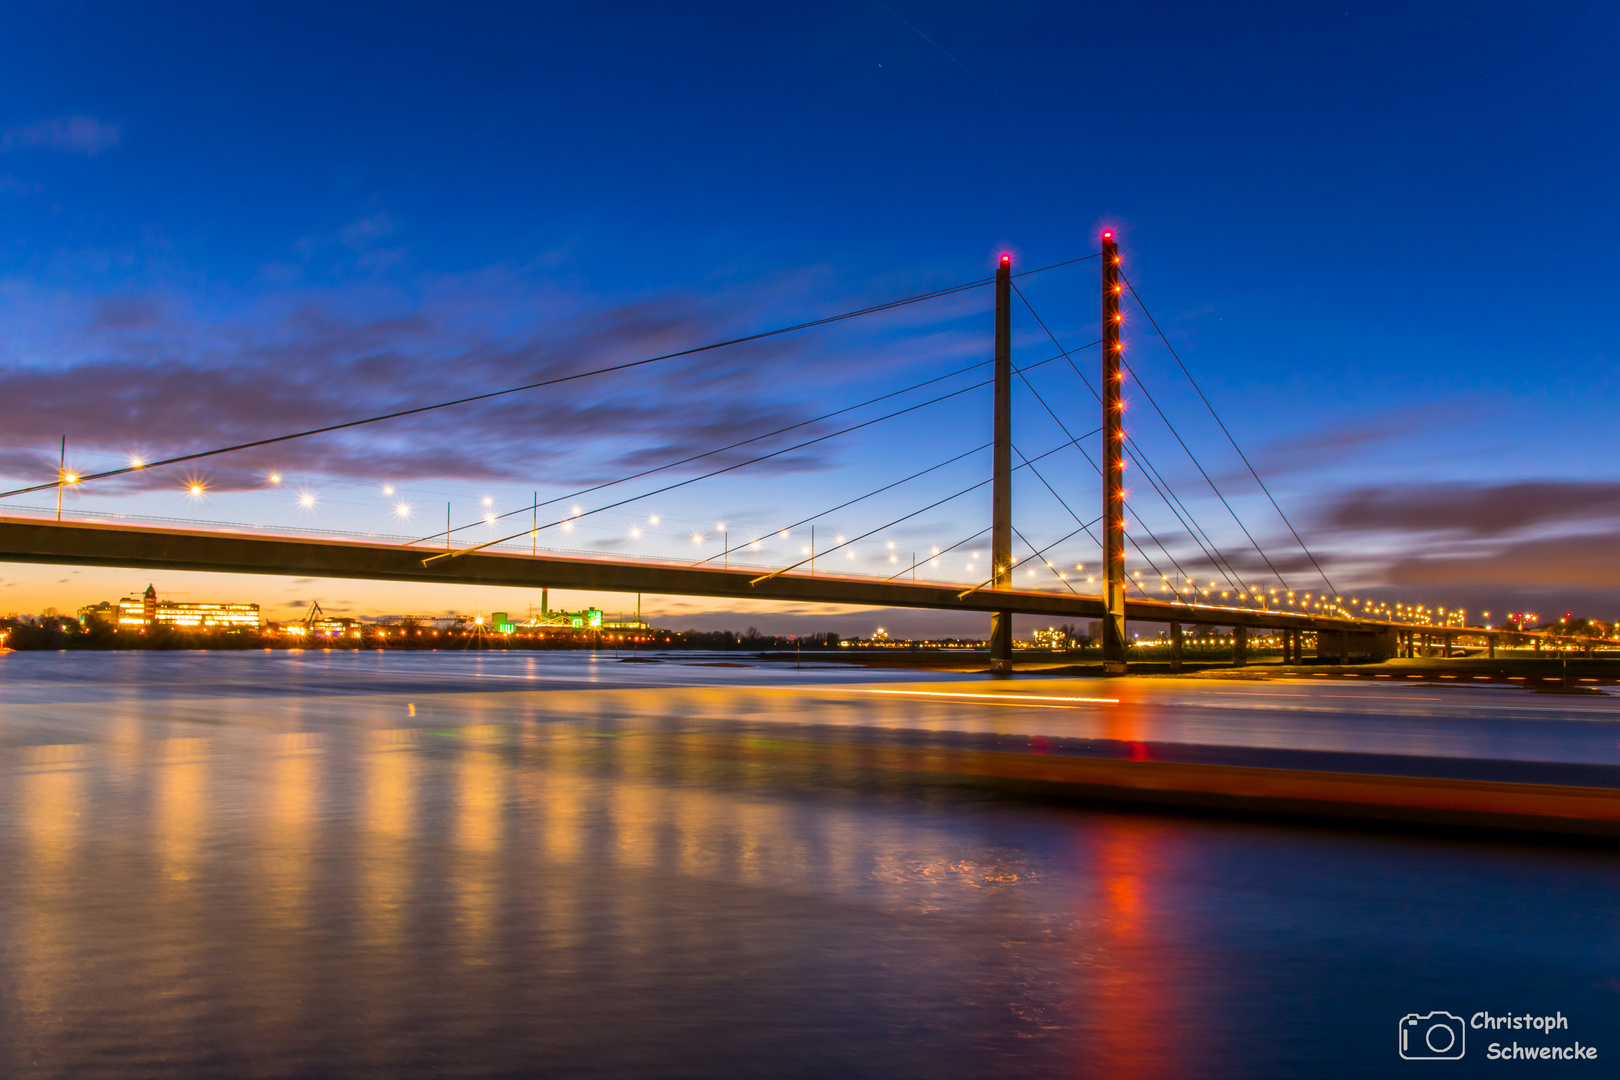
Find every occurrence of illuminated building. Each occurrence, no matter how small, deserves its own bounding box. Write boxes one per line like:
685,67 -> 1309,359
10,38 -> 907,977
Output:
117,584 -> 261,630
495,589 -> 651,634
503,608 -> 604,632
77,600 -> 119,629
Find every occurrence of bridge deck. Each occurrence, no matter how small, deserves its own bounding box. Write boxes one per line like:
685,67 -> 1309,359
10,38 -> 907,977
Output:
0,515 -> 1405,631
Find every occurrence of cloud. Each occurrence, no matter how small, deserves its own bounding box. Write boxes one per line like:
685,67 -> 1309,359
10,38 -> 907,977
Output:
337,212 -> 393,248
1382,531 -> 1620,589
1,117 -> 120,156
1215,401 -> 1480,484
0,271 -> 945,495
1318,481 -> 1620,538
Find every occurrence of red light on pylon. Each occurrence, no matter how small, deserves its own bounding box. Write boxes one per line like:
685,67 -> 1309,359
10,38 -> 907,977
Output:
1000,254 -> 1010,263
1101,230 -> 1113,240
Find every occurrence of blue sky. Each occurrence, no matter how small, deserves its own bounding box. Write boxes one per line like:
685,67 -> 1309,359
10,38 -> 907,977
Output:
0,1 -> 1615,630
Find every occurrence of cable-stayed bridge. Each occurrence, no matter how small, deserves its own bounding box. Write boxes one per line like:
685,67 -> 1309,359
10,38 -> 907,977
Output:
0,232 -> 1579,668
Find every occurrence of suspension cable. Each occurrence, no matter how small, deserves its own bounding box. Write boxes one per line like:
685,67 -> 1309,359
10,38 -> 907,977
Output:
0,254 -> 1101,503
748,441 -> 1074,584
418,349 -> 1068,544
956,517 -> 1102,599
1005,354 -> 1188,597
1011,280 -> 1248,598
1011,524 -> 1082,594
882,525 -> 991,581
423,377 -> 998,564
1122,273 -> 1338,595
410,353 -> 995,544
1011,438 -> 1174,600
692,442 -> 991,566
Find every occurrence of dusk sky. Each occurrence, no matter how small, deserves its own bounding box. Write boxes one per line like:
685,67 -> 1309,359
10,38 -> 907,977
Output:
0,1 -> 1615,633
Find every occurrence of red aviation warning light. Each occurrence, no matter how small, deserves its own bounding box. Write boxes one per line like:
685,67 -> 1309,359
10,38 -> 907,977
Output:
1000,254 -> 1010,264
1101,229 -> 1114,241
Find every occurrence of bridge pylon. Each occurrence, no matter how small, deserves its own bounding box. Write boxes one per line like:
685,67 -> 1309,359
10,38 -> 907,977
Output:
989,253 -> 1013,672
1100,230 -> 1129,673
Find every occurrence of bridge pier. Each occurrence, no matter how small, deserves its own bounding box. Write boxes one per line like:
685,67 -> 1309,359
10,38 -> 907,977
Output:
989,254 -> 1013,673
1232,624 -> 1248,667
1488,635 -> 1496,660
1099,230 -> 1128,674
1169,620 -> 1183,672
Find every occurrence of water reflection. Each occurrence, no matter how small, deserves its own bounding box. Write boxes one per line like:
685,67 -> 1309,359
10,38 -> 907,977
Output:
364,729 -> 417,945
0,655 -> 1617,1078
455,726 -> 505,954
265,732 -> 320,930
1078,821 -> 1188,1078
16,753 -> 84,1058
157,738 -> 210,883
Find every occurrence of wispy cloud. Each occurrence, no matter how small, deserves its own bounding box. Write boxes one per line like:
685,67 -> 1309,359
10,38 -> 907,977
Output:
0,269 -> 957,494
1206,400 -> 1479,485
1318,480 -> 1620,538
1,116 -> 121,156
1381,532 -> 1620,590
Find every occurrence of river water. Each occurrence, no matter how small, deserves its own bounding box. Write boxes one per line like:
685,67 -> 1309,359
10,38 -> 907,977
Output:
0,650 -> 1617,1078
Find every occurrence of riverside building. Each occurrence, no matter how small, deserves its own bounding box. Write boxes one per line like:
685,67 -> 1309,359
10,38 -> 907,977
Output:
116,584 -> 261,630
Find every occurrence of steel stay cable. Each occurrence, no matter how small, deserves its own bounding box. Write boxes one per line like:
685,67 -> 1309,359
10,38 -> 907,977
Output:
881,525 -> 991,581
1011,280 -> 1248,597
956,517 -> 1102,599
1005,352 -> 1191,599
426,348 -> 1071,544
1059,342 -> 1246,593
1012,279 -> 1248,592
423,377 -> 998,564
409,352 -> 999,545
1122,272 -> 1338,595
1011,524 -> 1081,595
748,440 -> 1073,585
692,442 -> 992,567
1008,443 -> 1104,570
1006,287 -> 1220,595
2,253 -> 1101,504
1119,418 -> 1250,595
1112,349 -> 1284,592
1017,443 -> 1172,605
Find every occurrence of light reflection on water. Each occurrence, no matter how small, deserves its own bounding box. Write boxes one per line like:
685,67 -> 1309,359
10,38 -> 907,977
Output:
0,652 -> 1617,1078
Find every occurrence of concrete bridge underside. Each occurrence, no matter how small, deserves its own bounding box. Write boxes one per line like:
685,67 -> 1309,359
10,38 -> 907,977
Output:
0,516 -> 1398,637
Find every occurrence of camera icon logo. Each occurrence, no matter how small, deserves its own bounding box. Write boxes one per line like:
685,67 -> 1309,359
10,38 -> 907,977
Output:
1399,1012 -> 1466,1060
